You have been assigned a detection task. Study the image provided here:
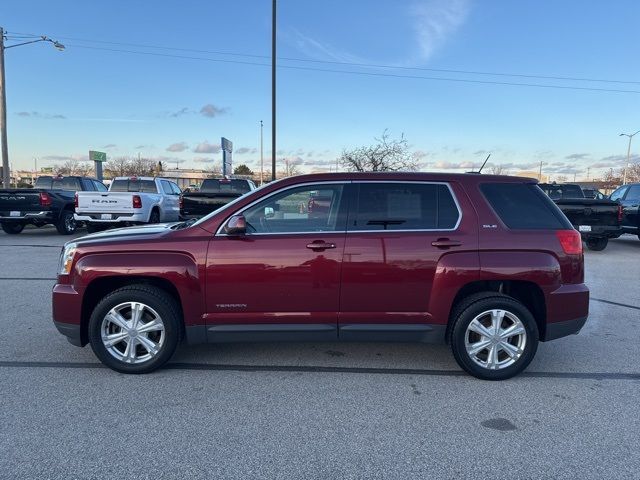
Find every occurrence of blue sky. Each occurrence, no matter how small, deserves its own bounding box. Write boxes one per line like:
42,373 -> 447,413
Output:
3,0 -> 640,179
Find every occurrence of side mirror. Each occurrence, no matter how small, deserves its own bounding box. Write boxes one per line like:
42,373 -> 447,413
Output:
224,214 -> 247,235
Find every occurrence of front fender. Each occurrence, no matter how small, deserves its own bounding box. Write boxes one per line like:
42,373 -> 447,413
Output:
73,251 -> 204,326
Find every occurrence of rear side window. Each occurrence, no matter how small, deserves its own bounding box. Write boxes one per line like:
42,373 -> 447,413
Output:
161,180 -> 173,194
481,183 -> 572,229
111,179 -> 158,193
626,185 -> 640,202
349,183 -> 460,231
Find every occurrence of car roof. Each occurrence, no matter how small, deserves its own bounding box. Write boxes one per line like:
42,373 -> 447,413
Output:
113,176 -> 156,181
270,171 -> 538,186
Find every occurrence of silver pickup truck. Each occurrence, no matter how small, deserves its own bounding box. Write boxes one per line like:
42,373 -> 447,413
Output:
75,177 -> 181,232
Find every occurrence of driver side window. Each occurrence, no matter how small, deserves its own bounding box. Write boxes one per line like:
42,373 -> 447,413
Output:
243,184 -> 346,234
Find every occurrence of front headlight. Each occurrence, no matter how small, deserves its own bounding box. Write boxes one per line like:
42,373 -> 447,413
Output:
59,242 -> 78,275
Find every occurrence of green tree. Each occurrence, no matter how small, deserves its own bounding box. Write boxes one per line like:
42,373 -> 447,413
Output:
234,164 -> 254,175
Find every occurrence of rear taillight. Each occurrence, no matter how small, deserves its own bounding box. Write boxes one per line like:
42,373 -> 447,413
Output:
618,205 -> 623,223
556,229 -> 582,255
74,192 -> 78,209
132,195 -> 142,209
39,192 -> 52,207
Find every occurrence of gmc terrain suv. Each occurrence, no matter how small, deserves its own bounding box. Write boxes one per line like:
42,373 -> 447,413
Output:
52,173 -> 589,380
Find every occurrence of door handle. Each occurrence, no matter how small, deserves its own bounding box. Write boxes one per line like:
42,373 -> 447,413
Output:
431,239 -> 462,248
306,241 -> 336,251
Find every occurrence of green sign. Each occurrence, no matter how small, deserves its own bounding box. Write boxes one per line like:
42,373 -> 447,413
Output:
89,150 -> 107,162
41,167 -> 53,173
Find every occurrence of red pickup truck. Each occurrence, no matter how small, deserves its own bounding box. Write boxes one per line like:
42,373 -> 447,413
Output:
52,172 -> 589,380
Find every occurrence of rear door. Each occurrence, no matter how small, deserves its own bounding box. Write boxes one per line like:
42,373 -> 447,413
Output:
338,181 -> 474,339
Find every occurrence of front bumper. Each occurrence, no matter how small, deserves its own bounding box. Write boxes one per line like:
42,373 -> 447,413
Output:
52,283 -> 86,347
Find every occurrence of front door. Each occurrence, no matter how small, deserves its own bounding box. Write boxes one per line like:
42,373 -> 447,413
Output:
620,184 -> 640,230
338,181 -> 473,341
205,182 -> 349,340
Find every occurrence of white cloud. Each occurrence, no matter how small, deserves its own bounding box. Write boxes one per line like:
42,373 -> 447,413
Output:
166,142 -> 189,152
410,0 -> 471,61
193,142 -> 221,154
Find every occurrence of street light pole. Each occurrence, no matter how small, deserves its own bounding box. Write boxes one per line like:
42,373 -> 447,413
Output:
620,130 -> 640,185
271,0 -> 276,181
260,120 -> 264,185
0,28 -> 65,189
0,28 -> 9,188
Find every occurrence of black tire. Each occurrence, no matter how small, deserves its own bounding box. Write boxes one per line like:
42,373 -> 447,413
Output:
449,292 -> 539,381
86,223 -> 107,234
1,222 -> 24,234
585,237 -> 608,251
55,210 -> 77,235
88,285 -> 182,374
148,208 -> 160,224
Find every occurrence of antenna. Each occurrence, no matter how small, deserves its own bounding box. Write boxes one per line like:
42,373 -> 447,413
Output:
477,154 -> 491,174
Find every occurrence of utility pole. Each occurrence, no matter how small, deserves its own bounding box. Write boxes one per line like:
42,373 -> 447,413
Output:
260,120 -> 264,185
620,130 -> 640,185
0,28 -> 9,189
271,0 -> 277,181
538,161 -> 543,181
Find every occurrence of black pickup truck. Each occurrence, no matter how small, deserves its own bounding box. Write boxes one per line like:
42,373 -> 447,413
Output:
538,183 -> 622,251
180,178 -> 256,219
609,183 -> 640,240
0,175 -> 106,235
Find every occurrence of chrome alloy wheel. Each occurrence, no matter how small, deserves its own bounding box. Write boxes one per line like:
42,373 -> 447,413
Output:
464,309 -> 527,370
65,214 -> 76,232
100,302 -> 166,364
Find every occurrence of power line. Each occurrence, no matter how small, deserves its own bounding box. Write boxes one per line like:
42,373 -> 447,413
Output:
65,43 -> 640,95
9,30 -> 640,86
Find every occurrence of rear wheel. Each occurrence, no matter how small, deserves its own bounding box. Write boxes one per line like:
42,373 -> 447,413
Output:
88,285 -> 182,374
1,222 -> 24,234
55,210 -> 77,235
586,237 -> 608,251
450,293 -> 539,380
149,209 -> 160,224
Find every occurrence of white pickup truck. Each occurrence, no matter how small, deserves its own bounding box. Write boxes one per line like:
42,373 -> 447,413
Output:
75,176 -> 182,232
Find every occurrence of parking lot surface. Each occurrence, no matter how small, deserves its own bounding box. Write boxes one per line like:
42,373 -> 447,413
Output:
1,226 -> 639,479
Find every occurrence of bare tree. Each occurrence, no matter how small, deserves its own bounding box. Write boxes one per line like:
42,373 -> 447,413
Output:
602,168 -> 621,191
279,158 -> 300,178
339,130 -> 418,172
55,159 -> 94,176
489,164 -> 508,175
129,156 -> 156,176
105,156 -> 131,177
625,163 -> 640,183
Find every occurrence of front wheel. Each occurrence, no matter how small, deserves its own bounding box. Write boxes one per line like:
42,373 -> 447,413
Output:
585,237 -> 608,251
450,293 -> 539,380
55,210 -> 77,235
1,222 -> 24,234
88,285 -> 182,374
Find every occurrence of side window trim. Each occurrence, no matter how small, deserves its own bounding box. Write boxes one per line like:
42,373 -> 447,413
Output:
215,181 -> 351,236
346,181 -> 462,233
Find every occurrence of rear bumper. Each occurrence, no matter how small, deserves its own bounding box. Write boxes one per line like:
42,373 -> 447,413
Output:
52,283 -> 86,347
0,210 -> 53,222
545,316 -> 588,341
544,283 -> 589,341
578,225 -> 622,238
75,212 -> 148,223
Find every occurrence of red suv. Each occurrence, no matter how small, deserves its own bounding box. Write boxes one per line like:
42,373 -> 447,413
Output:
52,173 -> 589,380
